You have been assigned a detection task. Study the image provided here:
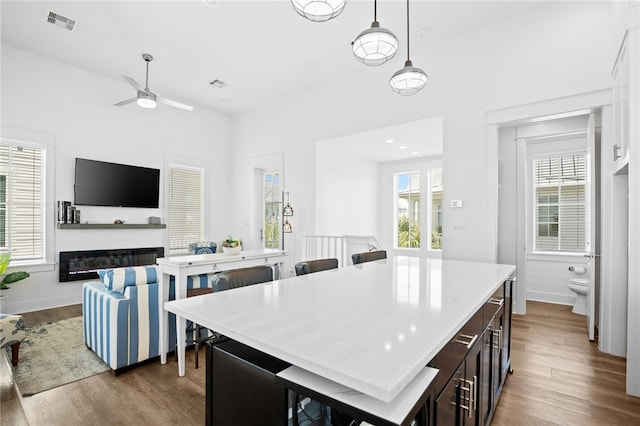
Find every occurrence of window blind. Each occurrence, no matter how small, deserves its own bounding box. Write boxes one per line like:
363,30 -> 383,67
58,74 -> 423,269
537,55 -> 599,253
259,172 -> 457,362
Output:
534,154 -> 586,252
0,143 -> 45,260
168,166 -> 203,253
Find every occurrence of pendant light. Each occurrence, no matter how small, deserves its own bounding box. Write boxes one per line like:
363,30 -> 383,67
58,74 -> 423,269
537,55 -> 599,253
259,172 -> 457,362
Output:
389,0 -> 427,95
352,0 -> 398,66
291,0 -> 347,22
283,192 -> 294,216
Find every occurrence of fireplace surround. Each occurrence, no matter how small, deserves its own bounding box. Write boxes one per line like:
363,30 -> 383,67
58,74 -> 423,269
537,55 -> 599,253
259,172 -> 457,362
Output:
59,247 -> 164,282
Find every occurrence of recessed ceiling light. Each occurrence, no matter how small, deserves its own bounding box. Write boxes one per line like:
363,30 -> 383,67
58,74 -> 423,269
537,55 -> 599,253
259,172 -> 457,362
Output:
385,139 -> 395,144
202,0 -> 220,8
415,27 -> 432,38
411,151 -> 419,155
399,145 -> 407,150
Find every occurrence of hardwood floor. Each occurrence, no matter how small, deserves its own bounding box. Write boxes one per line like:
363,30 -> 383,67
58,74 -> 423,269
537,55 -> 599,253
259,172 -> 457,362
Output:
2,301 -> 639,425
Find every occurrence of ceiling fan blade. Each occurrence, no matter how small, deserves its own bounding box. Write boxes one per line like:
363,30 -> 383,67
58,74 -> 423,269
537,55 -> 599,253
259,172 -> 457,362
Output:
114,97 -> 137,107
157,96 -> 194,111
122,75 -> 145,92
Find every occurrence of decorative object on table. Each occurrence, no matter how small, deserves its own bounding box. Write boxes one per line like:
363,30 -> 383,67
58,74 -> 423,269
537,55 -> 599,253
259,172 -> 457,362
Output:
188,241 -> 218,255
222,236 -> 242,255
290,0 -> 347,22
0,253 -> 30,290
352,0 -> 398,66
0,313 -> 26,366
389,0 -> 428,95
114,219 -> 125,224
148,216 -> 162,225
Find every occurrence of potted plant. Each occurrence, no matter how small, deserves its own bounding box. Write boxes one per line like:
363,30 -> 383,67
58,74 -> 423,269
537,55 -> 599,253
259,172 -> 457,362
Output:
0,253 -> 30,290
221,236 -> 242,255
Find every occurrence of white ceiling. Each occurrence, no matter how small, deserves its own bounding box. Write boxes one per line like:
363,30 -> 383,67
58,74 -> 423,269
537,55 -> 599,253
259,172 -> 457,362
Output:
319,115 -> 443,162
1,0 -> 543,116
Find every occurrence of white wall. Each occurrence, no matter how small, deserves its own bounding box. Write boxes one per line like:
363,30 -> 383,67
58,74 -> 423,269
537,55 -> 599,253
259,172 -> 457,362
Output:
1,46 -> 232,314
316,144 -> 379,237
229,1 -> 616,265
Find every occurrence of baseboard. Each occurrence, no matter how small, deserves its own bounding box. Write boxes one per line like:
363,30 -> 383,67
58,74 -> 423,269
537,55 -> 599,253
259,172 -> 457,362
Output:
1,293 -> 82,315
526,291 -> 575,306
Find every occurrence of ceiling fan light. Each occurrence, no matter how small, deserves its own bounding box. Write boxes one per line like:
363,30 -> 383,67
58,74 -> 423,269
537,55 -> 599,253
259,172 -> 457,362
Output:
352,22 -> 398,66
136,91 -> 157,108
290,0 -> 346,22
389,60 -> 428,96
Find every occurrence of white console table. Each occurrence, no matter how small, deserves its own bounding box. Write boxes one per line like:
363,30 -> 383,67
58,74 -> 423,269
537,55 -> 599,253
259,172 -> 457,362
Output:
157,248 -> 287,376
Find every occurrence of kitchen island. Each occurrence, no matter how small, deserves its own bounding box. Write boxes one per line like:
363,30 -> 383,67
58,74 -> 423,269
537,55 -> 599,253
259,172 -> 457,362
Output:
164,256 -> 515,425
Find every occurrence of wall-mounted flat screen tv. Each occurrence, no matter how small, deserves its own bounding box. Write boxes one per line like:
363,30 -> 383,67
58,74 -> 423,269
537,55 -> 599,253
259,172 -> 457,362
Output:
74,158 -> 160,208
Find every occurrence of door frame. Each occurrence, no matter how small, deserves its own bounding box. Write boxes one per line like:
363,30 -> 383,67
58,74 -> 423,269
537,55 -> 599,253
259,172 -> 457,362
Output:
486,89 -> 610,315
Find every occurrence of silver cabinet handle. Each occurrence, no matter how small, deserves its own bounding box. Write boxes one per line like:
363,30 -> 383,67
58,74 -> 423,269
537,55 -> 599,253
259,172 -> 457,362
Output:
489,297 -> 504,307
493,327 -> 503,350
459,377 -> 477,418
455,333 -> 478,349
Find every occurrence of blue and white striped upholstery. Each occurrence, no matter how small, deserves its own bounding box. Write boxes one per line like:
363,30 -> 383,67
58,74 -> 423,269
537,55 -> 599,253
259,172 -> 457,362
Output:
97,265 -> 158,293
83,266 -> 213,371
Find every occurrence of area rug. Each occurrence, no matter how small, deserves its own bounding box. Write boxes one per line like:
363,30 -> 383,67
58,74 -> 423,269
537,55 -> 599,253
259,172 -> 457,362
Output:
7,316 -> 110,396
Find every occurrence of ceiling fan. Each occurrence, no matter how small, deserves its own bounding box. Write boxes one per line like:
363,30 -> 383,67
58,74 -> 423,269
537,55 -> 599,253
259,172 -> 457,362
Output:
114,53 -> 193,111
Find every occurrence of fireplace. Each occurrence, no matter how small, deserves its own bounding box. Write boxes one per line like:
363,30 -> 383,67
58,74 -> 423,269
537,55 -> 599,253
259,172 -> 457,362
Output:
59,247 -> 165,282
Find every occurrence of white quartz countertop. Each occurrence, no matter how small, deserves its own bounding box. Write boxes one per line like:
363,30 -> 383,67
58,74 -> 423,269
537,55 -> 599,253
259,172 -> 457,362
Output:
164,256 -> 515,402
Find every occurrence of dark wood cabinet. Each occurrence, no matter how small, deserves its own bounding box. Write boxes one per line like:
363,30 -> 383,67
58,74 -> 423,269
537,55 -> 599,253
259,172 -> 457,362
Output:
432,278 -> 514,426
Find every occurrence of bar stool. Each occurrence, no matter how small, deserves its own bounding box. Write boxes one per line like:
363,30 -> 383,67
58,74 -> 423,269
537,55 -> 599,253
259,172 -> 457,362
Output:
294,258 -> 339,276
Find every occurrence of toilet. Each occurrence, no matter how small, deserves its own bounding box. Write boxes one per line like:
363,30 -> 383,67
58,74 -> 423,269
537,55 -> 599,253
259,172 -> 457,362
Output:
568,278 -> 589,315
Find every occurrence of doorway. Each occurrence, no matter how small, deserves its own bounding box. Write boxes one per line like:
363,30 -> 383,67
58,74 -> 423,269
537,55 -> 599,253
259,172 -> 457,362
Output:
499,112 -> 600,340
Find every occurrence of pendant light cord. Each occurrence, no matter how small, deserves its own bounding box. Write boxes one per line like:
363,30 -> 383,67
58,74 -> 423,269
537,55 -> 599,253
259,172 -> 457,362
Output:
406,0 -> 410,61
374,0 -> 377,21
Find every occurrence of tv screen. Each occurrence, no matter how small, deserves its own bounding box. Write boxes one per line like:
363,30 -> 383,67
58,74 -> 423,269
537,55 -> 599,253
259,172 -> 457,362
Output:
74,158 -> 160,208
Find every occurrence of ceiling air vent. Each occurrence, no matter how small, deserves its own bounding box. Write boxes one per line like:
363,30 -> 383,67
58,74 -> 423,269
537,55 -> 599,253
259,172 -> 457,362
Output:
209,79 -> 227,88
47,12 -> 76,31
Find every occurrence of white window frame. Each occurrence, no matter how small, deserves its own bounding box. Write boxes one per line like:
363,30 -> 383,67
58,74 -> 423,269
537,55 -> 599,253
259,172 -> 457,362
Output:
252,153 -> 284,250
387,157 -> 442,258
526,138 -> 589,255
0,128 -> 55,272
166,162 -> 205,255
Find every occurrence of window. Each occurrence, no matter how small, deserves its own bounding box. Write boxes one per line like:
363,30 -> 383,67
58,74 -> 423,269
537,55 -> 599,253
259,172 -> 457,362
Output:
0,142 -> 45,261
262,171 -> 280,249
396,172 -> 420,248
430,169 -> 443,250
168,165 -> 204,253
395,168 -> 443,250
533,154 -> 587,252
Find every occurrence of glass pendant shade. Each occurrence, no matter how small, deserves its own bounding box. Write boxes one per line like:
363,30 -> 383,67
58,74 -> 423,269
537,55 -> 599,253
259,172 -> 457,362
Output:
291,0 -> 347,22
137,91 -> 157,108
352,22 -> 398,66
283,203 -> 294,216
389,60 -> 428,95
283,219 -> 292,233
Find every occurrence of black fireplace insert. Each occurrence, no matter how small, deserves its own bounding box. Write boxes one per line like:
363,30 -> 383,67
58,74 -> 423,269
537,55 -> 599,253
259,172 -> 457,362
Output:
59,247 -> 164,282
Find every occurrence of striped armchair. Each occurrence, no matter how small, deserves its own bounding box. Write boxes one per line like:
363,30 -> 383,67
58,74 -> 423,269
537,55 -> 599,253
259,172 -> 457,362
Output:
82,265 -> 212,372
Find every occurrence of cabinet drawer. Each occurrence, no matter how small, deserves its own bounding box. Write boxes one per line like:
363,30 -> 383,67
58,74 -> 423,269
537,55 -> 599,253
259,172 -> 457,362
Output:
483,284 -> 505,323
430,307 -> 484,395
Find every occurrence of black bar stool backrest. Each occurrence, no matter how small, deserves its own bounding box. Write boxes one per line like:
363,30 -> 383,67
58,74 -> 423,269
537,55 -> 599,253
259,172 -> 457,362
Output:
211,265 -> 274,292
351,250 -> 387,265
294,258 -> 339,276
